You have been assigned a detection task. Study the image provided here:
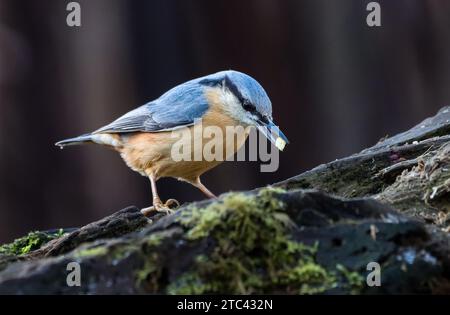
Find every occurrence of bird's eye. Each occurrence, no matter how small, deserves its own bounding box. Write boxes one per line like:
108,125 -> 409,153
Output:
242,100 -> 256,112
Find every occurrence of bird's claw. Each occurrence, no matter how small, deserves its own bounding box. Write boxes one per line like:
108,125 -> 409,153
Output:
140,205 -> 173,217
140,199 -> 180,217
164,198 -> 180,209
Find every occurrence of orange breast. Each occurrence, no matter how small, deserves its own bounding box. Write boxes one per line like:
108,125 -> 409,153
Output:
119,88 -> 249,182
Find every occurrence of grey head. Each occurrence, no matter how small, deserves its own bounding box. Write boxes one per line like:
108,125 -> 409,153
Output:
198,70 -> 288,150
198,70 -> 272,120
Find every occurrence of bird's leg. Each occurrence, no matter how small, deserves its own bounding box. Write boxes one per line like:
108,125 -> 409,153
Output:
149,174 -> 164,208
140,174 -> 179,217
194,177 -> 217,199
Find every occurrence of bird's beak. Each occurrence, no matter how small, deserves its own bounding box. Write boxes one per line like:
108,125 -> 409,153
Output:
256,118 -> 289,151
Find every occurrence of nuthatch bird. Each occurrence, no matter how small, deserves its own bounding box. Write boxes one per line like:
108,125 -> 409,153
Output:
56,70 -> 288,215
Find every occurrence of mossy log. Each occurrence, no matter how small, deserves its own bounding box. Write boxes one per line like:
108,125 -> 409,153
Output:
1,107 -> 450,294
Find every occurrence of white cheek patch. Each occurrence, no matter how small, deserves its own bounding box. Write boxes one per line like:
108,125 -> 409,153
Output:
217,87 -> 252,125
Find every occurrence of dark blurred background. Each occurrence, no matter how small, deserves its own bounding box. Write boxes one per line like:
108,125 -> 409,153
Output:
0,0 -> 449,242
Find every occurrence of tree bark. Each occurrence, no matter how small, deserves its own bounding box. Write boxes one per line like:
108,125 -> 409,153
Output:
1,107 -> 450,294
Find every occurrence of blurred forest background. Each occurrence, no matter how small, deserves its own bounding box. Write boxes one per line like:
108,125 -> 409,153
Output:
0,0 -> 450,242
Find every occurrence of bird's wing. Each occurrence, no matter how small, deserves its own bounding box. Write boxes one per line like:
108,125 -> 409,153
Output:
93,81 -> 209,134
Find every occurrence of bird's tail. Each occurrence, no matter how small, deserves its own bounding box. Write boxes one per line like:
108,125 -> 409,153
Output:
55,133 -> 93,148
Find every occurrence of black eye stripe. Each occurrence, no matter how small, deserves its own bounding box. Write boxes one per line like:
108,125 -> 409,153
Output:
223,76 -> 246,104
223,76 -> 261,114
258,114 -> 269,124
200,75 -> 259,114
243,100 -> 257,112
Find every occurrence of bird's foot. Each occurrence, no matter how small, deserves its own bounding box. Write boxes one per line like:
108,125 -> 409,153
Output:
140,199 -> 180,217
163,198 -> 180,209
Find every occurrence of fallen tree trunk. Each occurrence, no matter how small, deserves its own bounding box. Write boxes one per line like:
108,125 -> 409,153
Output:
1,107 -> 450,294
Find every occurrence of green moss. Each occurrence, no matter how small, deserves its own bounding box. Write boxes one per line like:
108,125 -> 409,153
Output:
336,264 -> 365,294
289,263 -> 337,294
167,272 -> 212,295
136,252 -> 159,281
143,230 -> 175,247
135,252 -> 162,293
74,246 -> 108,258
0,229 -> 65,256
169,186 -> 337,294
108,243 -> 139,262
134,229 -> 182,292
